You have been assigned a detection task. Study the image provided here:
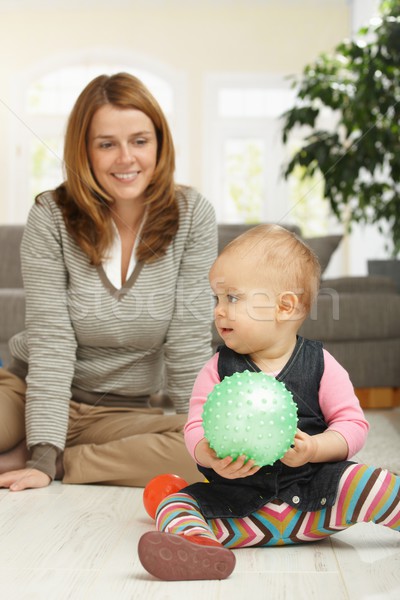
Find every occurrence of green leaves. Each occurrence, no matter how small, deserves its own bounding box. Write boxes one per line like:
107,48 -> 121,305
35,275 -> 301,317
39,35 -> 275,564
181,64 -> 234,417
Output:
281,107 -> 319,143
281,0 -> 400,256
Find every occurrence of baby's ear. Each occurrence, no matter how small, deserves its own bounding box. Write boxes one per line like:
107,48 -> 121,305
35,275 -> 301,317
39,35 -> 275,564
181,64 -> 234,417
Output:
276,291 -> 305,322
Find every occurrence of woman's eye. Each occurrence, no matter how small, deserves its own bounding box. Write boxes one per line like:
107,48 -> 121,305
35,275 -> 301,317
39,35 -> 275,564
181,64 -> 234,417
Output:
99,142 -> 113,149
134,138 -> 147,146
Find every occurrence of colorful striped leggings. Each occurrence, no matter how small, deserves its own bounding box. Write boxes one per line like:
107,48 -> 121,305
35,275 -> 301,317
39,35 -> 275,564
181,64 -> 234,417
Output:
155,464 -> 400,547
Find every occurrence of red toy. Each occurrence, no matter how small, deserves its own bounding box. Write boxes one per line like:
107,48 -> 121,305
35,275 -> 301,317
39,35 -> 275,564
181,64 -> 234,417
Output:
143,473 -> 188,519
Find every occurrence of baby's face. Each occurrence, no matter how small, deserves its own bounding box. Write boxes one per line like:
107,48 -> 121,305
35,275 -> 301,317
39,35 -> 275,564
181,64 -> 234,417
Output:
209,252 -> 279,357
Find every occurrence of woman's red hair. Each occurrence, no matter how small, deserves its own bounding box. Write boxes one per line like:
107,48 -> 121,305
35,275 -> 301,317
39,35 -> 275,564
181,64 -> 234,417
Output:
49,72 -> 180,264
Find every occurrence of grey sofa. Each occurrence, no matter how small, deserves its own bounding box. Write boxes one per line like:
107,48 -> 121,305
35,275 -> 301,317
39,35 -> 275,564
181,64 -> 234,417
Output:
0,226 -> 25,367
1,224 -> 400,405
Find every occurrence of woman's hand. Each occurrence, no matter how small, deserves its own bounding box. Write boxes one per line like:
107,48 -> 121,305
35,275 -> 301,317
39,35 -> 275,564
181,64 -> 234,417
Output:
194,438 -> 261,479
0,468 -> 51,491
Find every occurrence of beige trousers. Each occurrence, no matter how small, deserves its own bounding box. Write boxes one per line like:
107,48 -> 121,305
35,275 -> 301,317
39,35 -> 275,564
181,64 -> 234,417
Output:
0,368 -> 201,487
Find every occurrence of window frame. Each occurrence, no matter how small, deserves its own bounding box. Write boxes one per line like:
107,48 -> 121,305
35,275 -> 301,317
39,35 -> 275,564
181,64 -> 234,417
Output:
202,72 -> 296,224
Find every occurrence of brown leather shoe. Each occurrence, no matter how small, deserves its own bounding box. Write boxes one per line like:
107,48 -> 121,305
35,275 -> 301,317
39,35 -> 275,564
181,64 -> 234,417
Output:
138,531 -> 236,581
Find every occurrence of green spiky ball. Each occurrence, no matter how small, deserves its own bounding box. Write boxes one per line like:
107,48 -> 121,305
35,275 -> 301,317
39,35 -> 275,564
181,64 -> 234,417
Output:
202,370 -> 298,467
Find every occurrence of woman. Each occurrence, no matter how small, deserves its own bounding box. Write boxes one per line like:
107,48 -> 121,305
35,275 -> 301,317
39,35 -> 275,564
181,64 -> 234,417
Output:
0,72 -> 217,491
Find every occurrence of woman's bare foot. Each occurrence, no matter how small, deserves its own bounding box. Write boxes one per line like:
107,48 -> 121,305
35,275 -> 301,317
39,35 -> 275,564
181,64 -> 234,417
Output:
0,440 -> 30,474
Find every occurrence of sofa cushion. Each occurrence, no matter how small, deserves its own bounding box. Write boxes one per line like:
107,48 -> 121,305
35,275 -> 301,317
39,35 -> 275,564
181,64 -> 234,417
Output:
322,275 -> 397,294
217,225 -> 341,274
0,289 -> 26,341
217,223 -> 301,254
0,225 -> 24,287
303,234 -> 342,274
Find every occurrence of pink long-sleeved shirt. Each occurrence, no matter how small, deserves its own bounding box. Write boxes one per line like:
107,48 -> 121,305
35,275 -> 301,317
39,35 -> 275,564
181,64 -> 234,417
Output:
184,349 -> 369,462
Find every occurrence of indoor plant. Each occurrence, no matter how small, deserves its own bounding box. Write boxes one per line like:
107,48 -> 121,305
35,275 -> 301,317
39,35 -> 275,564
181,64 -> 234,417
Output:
281,0 -> 400,289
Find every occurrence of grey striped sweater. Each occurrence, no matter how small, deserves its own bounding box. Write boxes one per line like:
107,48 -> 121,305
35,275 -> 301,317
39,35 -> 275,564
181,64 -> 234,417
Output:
9,187 -> 217,451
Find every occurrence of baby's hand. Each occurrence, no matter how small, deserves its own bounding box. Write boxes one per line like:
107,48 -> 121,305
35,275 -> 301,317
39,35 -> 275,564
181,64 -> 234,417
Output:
194,438 -> 260,479
211,453 -> 261,479
280,429 -> 318,468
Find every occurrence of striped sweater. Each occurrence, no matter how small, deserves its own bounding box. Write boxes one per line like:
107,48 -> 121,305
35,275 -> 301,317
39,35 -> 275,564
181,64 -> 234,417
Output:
9,187 -> 217,452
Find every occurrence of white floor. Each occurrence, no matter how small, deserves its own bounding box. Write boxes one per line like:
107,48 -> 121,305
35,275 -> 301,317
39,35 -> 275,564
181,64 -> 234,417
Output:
0,412 -> 399,600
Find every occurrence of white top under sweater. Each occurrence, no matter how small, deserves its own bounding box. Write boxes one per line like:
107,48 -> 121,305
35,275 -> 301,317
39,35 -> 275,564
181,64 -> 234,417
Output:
9,187 -> 217,451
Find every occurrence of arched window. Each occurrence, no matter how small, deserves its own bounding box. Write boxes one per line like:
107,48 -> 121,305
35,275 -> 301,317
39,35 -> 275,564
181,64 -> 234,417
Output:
10,52 -> 186,222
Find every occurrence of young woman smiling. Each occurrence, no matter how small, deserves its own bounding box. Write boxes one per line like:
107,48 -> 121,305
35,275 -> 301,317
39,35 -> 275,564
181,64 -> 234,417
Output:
0,72 -> 217,492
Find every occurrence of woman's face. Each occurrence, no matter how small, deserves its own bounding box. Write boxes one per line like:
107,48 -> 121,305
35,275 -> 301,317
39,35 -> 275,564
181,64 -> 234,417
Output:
88,104 -> 158,206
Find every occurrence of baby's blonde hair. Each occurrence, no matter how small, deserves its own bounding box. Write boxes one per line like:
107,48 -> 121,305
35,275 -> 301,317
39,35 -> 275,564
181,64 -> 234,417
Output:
221,224 -> 321,314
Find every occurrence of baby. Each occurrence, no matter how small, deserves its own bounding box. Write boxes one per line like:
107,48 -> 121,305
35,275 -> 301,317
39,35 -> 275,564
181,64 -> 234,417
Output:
138,224 -> 399,581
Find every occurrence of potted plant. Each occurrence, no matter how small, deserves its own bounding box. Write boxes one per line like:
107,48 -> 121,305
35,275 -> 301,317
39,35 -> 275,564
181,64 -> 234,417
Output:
281,0 -> 400,290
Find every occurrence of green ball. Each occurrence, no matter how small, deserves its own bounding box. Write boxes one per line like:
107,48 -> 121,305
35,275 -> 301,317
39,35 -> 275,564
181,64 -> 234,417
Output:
202,370 -> 298,467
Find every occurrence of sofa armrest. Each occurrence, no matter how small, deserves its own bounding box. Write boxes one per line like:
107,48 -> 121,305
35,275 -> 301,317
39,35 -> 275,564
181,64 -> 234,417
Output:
301,291 -> 400,342
321,275 -> 397,295
0,289 -> 25,342
0,225 -> 24,288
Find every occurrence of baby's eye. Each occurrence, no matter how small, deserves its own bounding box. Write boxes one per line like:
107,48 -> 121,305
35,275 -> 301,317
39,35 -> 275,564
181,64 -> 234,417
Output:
227,294 -> 239,304
212,295 -> 219,306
